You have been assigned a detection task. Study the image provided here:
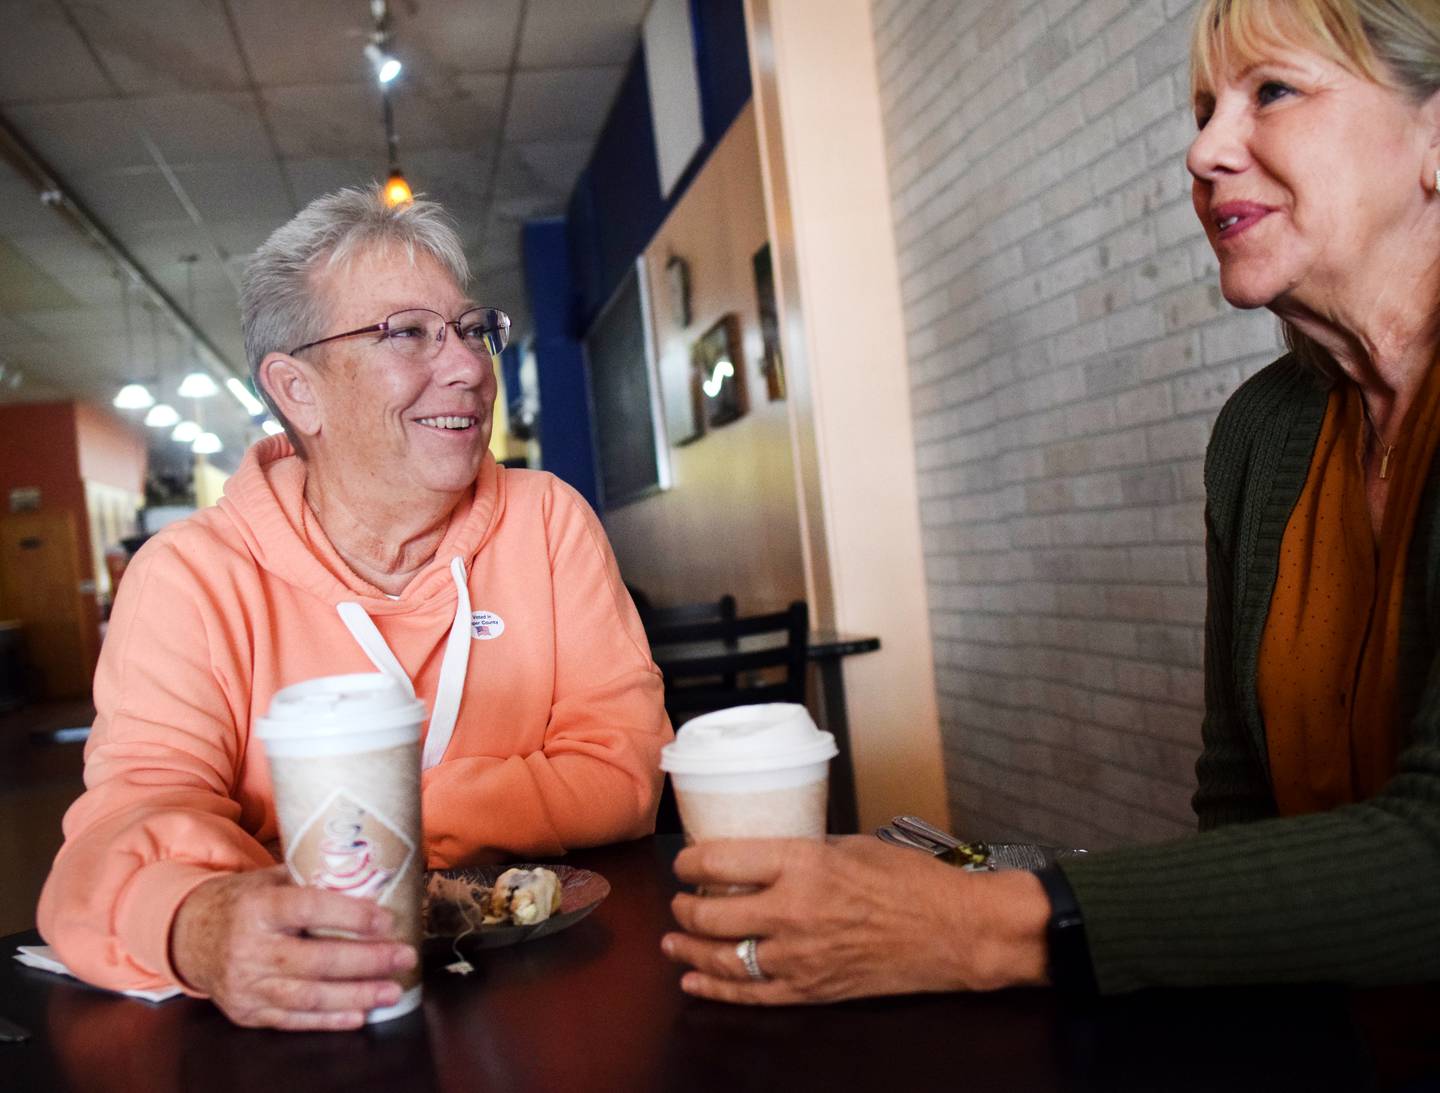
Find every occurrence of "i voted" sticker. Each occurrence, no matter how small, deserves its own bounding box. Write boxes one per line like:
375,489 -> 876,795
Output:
470,611 -> 505,640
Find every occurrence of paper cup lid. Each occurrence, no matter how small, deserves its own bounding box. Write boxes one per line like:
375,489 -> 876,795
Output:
255,673 -> 427,742
659,703 -> 837,775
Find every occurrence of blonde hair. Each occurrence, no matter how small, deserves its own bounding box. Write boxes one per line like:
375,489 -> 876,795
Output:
1190,0 -> 1440,372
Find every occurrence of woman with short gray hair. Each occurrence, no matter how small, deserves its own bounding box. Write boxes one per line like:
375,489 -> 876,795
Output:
39,184 -> 671,1030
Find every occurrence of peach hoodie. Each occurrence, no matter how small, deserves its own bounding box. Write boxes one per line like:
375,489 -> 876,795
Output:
38,436 -> 670,993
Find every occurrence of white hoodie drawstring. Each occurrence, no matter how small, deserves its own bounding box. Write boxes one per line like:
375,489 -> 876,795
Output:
335,555 -> 473,771
336,602 -> 416,698
423,558 -> 472,769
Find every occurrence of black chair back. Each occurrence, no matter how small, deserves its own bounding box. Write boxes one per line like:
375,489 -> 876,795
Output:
647,601 -> 808,717
637,593 -> 736,629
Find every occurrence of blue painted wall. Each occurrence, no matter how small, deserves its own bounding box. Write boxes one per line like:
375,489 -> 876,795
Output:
523,0 -> 752,510
522,219 -> 600,511
568,0 -> 753,329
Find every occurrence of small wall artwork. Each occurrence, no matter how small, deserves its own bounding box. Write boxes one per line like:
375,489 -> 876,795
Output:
752,243 -> 786,401
691,313 -> 746,430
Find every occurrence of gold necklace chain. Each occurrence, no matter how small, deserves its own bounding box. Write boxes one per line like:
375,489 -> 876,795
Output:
1360,397 -> 1398,481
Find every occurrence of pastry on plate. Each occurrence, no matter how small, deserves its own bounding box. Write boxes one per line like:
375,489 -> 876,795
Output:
487,867 -> 562,925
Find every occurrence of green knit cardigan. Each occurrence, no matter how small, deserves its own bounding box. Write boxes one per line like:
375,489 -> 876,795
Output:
1060,355 -> 1440,994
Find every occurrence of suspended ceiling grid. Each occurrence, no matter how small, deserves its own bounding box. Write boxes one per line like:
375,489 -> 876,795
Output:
0,0 -> 648,468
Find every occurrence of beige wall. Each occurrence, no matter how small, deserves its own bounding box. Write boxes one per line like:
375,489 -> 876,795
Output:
746,0 -> 948,831
603,101 -> 807,614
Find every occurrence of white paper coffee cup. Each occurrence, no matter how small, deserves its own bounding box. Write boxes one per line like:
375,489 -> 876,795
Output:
659,703 -> 837,843
256,673 -> 427,1023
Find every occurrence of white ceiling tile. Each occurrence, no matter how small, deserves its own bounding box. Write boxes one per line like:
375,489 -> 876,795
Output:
67,0 -> 249,96
0,0 -> 115,105
281,157 -> 384,207
68,168 -> 190,229
145,256 -> 237,307
402,0 -> 522,75
518,0 -> 648,69
401,72 -> 507,148
211,221 -> 279,260
7,232 -> 118,282
12,269 -> 125,310
0,167 -> 64,237
120,223 -> 218,267
264,84 -> 391,159
170,162 -> 293,224
405,148 -> 490,234
493,140 -> 590,201
132,92 -> 275,164
504,67 -> 624,143
227,0 -> 373,87
3,99 -> 155,173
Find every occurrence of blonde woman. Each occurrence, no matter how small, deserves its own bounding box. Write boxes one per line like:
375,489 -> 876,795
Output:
665,0 -> 1440,1000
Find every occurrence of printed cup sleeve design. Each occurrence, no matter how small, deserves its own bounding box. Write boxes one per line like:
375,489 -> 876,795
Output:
284,787 -> 417,907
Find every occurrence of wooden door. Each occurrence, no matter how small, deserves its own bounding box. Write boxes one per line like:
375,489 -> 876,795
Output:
0,512 -> 92,699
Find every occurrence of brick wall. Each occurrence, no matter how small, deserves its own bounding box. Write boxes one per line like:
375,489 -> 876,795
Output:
870,0 -> 1285,849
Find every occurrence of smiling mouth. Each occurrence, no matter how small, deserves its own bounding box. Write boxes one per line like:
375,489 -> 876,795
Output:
1213,208 -> 1270,240
415,415 -> 477,430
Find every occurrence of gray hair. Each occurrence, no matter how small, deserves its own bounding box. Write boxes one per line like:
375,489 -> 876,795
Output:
240,185 -> 471,447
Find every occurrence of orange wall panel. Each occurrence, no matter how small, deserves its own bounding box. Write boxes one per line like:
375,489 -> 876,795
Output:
0,401 -> 148,694
74,402 -> 147,495
0,402 -> 83,512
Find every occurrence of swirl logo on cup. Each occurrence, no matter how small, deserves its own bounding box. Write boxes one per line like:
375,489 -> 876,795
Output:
286,789 -> 414,906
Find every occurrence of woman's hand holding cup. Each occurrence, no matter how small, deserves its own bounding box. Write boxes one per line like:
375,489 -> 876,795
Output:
169,865 -> 417,1030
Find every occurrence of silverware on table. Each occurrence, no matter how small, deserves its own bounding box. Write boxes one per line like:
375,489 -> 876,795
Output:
892,814 -> 964,852
874,825 -> 941,854
874,815 -> 1089,872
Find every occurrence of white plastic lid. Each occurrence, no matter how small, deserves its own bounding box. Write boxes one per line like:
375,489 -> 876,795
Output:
255,673 -> 427,743
659,703 -> 837,775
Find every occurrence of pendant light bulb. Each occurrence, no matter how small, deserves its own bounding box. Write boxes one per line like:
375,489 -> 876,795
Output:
144,403 -> 180,428
171,420 -> 202,443
384,169 -> 413,207
114,383 -> 154,410
178,371 -> 219,398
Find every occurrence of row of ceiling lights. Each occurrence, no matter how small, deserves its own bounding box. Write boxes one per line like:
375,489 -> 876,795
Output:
109,0 -> 412,456
113,374 -> 282,455
111,253 -> 276,456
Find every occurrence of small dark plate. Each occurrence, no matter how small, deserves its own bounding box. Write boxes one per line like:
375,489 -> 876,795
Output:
423,864 -> 610,953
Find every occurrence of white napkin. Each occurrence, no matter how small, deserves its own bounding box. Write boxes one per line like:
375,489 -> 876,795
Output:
13,946 -> 182,1003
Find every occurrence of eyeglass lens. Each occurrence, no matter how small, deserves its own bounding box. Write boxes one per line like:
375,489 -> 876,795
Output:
384,308 -> 510,360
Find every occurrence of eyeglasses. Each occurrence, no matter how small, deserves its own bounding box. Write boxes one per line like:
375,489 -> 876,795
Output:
289,306 -> 511,361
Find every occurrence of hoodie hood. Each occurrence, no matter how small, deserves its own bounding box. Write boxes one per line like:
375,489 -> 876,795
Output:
216,434 -> 504,615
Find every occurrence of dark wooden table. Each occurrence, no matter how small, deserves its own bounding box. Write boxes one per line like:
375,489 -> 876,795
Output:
3,836 -> 1436,1093
650,631 -> 880,834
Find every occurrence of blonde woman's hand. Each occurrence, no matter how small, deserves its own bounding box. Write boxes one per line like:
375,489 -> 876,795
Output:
661,836 -> 1050,1005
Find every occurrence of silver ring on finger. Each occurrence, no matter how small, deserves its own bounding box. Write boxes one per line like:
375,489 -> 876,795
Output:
736,936 -> 768,982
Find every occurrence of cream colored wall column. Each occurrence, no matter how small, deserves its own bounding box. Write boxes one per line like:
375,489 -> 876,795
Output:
745,0 -> 946,830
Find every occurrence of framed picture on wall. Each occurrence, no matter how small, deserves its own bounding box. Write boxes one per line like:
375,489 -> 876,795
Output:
752,243 -> 786,401
690,313 -> 747,429
584,258 -> 672,508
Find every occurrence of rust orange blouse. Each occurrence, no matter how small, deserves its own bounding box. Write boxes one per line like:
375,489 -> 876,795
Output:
1258,364 -> 1440,815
